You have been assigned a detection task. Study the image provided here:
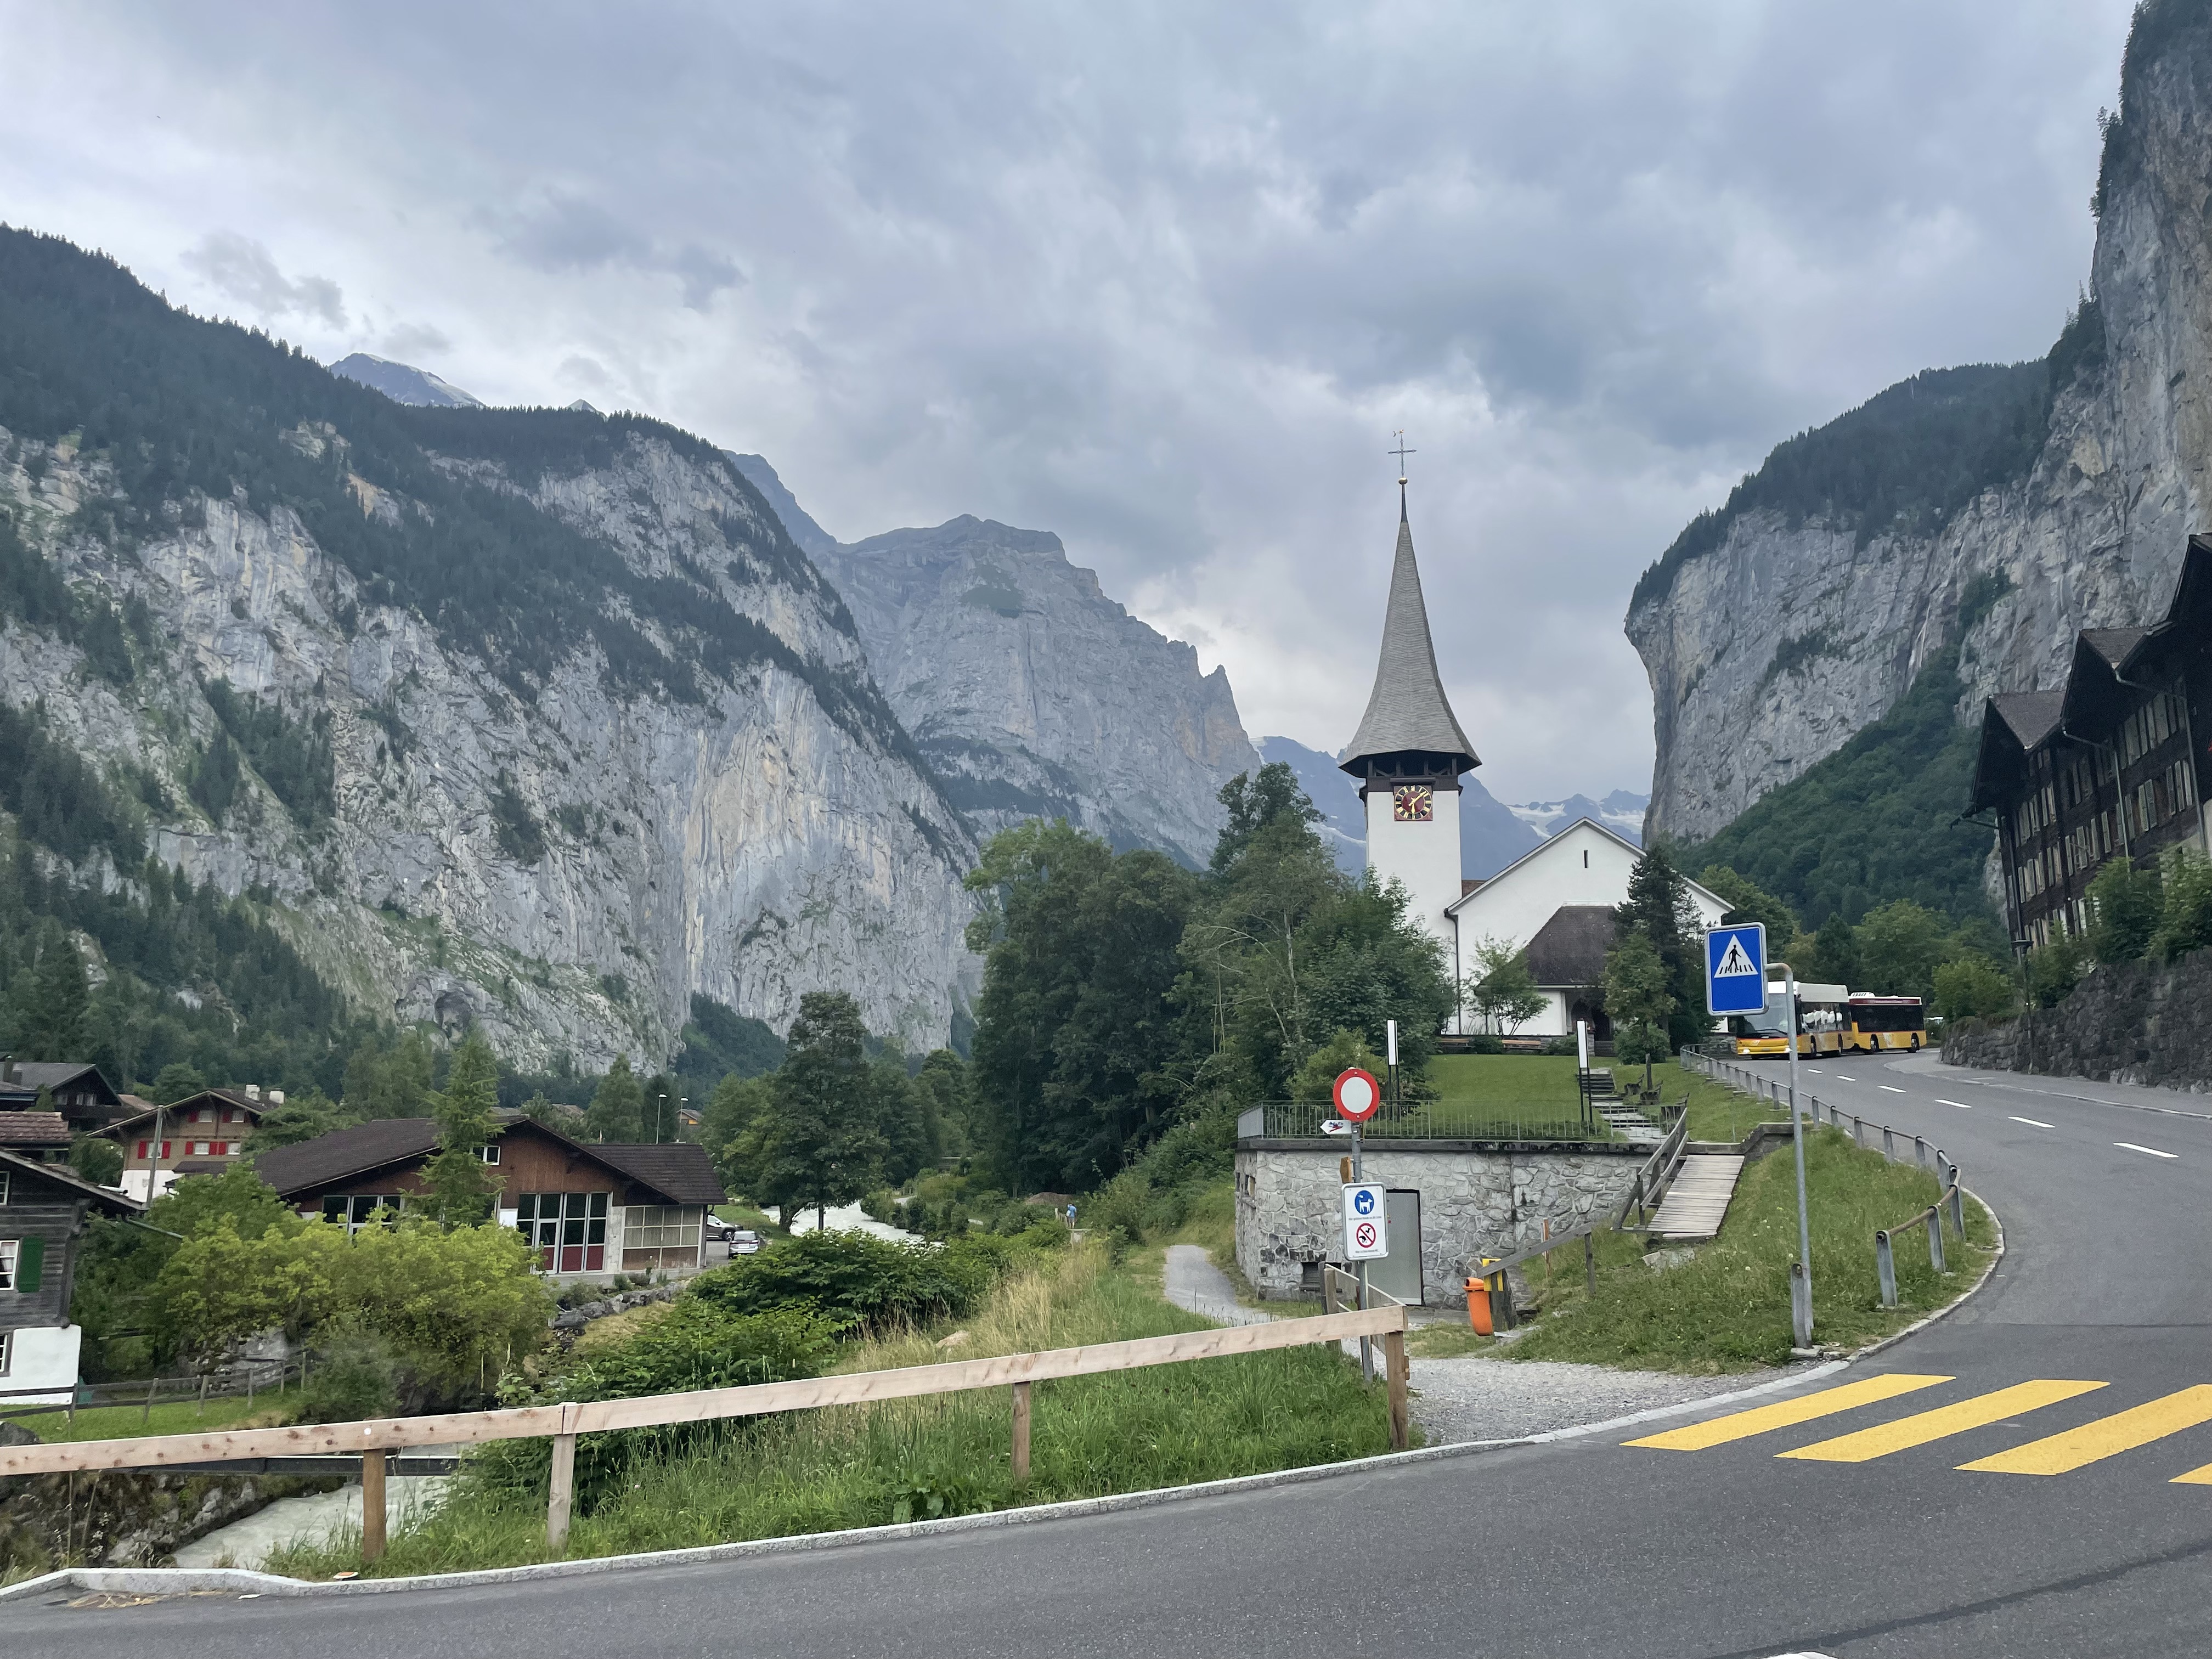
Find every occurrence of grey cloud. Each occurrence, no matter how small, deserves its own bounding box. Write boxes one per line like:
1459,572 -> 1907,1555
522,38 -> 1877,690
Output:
484,195 -> 743,309
179,231 -> 347,329
4,1 -> 2133,797
383,321 -> 452,358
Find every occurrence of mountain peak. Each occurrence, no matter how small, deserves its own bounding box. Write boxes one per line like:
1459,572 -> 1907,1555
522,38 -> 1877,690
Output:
330,352 -> 482,408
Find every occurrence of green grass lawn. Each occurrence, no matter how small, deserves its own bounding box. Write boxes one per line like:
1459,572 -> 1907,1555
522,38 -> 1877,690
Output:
266,1238 -> 1399,1579
9,1393 -> 282,1443
1506,1122 -> 1997,1372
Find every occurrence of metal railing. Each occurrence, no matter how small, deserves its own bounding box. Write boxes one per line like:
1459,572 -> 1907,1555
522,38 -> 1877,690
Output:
1254,1100 -> 1609,1143
1682,1053 -> 1974,1309
0,1305 -> 1413,1562
1875,1169 -> 1966,1307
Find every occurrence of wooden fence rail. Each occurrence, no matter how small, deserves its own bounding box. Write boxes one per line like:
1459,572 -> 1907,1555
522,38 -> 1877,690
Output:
0,1303 -> 1412,1558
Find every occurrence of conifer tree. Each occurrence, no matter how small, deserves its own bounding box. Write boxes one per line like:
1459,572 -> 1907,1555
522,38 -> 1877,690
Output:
25,931 -> 89,1059
586,1054 -> 646,1142
422,1032 -> 503,1225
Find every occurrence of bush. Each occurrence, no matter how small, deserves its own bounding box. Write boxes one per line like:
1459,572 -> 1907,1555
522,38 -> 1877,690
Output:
1932,954 -> 2017,1022
1615,1019 -> 1671,1067
2153,849 -> 2212,962
2088,856 -> 2163,963
1464,1033 -> 1505,1054
859,1188 -> 900,1224
687,1230 -> 994,1334
298,1330 -> 401,1424
2026,933 -> 2091,1008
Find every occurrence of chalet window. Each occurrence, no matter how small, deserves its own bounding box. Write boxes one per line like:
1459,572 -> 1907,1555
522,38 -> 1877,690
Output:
623,1205 -> 699,1251
190,1142 -> 211,1157
0,1239 -> 36,1291
321,1195 -> 402,1233
476,1144 -> 500,1164
0,1171 -> 9,1206
0,1330 -> 10,1376
515,1193 -> 607,1272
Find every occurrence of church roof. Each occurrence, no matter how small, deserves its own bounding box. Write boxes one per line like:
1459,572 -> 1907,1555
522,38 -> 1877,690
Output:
1340,509 -> 1479,777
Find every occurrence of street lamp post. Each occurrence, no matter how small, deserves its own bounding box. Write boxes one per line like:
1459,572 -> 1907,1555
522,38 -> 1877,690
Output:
1771,959 -> 1814,1348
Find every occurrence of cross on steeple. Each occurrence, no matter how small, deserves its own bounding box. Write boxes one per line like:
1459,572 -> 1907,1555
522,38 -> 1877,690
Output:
1389,431 -> 1415,518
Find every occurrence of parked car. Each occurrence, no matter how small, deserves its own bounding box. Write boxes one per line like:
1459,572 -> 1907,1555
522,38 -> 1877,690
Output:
728,1227 -> 762,1256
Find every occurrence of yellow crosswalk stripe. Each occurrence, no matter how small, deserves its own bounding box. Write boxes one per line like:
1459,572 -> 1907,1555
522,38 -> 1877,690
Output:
1625,1374 -> 1950,1451
1778,1379 -> 2106,1463
1959,1385 -> 2212,1475
2170,1460 -> 2212,1485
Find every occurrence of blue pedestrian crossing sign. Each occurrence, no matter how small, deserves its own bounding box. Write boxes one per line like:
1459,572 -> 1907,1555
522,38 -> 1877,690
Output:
1705,924 -> 1768,1016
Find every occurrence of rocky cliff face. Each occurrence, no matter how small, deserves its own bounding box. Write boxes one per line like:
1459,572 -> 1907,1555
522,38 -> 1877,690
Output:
733,458 -> 1261,868
1631,2 -> 2212,844
0,272 -> 979,1066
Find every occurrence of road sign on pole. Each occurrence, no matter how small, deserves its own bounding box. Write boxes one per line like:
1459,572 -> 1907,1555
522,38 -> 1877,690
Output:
1332,1068 -> 1382,1123
1342,1181 -> 1389,1259
1704,924 -> 1768,1017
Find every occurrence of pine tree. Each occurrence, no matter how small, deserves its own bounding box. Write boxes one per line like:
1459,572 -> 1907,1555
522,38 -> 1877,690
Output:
25,930 -> 90,1059
754,992 -> 885,1230
422,1032 -> 503,1225
586,1054 -> 646,1142
1613,846 -> 1706,1052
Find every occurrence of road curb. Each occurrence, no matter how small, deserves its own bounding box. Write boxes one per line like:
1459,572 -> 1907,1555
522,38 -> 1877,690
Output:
1849,1184 -> 2006,1361
0,1361 -> 1853,1605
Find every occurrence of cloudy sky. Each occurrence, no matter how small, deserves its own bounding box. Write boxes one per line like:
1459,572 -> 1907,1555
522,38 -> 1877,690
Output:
0,2 -> 2134,800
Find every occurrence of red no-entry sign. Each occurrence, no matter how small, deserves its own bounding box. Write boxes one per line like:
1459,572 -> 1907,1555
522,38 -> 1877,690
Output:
1332,1067 -> 1381,1122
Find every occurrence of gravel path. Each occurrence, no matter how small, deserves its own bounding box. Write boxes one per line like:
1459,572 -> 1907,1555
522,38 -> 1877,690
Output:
1158,1244 -> 1791,1442
1404,1354 -> 1786,1443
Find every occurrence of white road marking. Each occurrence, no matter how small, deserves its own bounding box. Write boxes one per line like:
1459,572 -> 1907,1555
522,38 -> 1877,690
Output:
2115,1141 -> 2179,1159
1878,1085 -> 1906,1093
1938,1099 -> 1973,1109
2011,1116 -> 2055,1128
1804,1068 -> 1824,1075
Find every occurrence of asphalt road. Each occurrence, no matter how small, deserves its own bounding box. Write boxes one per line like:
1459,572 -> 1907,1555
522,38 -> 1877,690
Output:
9,1052 -> 2209,1658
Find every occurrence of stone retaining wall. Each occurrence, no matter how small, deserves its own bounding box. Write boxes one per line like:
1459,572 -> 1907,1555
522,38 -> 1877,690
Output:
1233,1140 -> 1645,1304
1942,952 -> 2212,1092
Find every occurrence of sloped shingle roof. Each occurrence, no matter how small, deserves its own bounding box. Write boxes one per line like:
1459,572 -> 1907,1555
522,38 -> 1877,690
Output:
1341,511 -> 1479,775
589,1141 -> 729,1205
1523,906 -> 1618,989
250,1119 -> 441,1197
0,1111 -> 72,1148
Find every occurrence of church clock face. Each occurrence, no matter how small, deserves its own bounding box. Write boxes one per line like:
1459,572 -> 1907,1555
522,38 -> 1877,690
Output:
1392,783 -> 1434,822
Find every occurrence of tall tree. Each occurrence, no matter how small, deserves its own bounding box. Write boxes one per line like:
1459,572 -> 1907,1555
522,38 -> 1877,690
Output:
422,1032 -> 503,1224
1613,845 -> 1706,1051
1602,930 -> 1674,1088
752,992 -> 885,1229
1210,761 -> 1322,875
1808,913 -> 1862,989
586,1054 -> 646,1142
967,821 -> 1197,1189
24,930 -> 89,1059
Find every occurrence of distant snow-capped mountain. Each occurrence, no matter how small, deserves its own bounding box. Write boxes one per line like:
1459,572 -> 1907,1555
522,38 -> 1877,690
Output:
1508,791 -> 1648,846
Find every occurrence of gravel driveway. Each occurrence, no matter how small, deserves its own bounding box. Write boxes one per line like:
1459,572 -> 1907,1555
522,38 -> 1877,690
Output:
1160,1244 -> 1791,1443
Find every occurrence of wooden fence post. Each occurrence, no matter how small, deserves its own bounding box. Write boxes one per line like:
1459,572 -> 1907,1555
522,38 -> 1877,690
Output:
1011,1381 -> 1032,1482
360,1448 -> 387,1562
1383,1330 -> 1409,1451
546,1432 -> 578,1552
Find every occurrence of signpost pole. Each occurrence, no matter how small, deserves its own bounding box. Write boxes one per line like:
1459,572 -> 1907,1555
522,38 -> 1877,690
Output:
1352,1122 -> 1373,1384
1780,960 -> 1814,1347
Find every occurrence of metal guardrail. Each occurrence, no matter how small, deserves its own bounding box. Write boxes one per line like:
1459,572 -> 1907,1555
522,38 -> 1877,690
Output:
0,1305 -> 1413,1562
1682,1053 -> 1973,1309
1256,1100 -> 1607,1142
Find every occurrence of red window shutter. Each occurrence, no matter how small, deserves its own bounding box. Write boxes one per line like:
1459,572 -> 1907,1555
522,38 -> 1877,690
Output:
136,1141 -> 148,1158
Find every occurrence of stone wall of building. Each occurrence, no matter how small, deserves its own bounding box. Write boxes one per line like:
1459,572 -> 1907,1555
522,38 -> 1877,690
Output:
1233,1139 -> 1646,1304
1942,952 -> 2212,1092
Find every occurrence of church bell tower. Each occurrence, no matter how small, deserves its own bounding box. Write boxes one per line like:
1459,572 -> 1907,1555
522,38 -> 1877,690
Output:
1339,490 -> 1478,958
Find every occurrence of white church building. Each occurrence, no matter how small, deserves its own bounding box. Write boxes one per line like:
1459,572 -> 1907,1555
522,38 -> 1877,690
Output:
1339,500 -> 1726,1039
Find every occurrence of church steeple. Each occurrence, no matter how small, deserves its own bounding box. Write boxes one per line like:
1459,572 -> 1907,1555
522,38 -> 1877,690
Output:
1339,507 -> 1479,780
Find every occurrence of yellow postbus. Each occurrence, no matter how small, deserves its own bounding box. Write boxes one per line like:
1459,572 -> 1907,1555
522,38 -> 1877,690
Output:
1839,994 -> 1928,1053
1728,982 -> 1848,1058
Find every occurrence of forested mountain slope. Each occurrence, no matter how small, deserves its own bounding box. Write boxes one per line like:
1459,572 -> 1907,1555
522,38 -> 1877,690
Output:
1631,0 -> 2212,848
0,228 -> 978,1084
